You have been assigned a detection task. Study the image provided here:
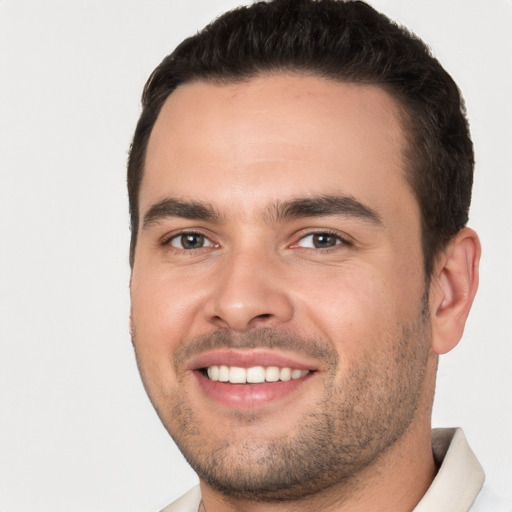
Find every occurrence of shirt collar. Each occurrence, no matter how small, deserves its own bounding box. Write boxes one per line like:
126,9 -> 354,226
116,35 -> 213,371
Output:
414,428 -> 485,511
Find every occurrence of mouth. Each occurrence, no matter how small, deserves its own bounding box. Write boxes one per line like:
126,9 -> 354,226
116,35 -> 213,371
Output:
188,350 -> 318,409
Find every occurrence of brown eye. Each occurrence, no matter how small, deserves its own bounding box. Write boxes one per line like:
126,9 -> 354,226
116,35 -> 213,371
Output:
312,233 -> 338,248
169,233 -> 214,250
297,233 -> 343,249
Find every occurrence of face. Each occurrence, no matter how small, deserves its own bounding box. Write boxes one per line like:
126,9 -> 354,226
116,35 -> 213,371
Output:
130,74 -> 432,500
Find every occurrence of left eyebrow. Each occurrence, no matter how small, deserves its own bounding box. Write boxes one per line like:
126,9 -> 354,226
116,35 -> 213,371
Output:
142,198 -> 220,229
265,194 -> 383,225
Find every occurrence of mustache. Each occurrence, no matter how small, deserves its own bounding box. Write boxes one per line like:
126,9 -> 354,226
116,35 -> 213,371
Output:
173,328 -> 339,371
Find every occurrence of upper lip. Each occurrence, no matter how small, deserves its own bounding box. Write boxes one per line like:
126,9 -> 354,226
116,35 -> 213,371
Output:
186,348 -> 320,372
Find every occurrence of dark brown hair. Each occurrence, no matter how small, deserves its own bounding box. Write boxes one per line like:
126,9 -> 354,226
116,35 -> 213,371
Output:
127,0 -> 474,277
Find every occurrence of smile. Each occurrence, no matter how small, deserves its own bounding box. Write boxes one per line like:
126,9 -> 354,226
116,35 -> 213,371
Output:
189,349 -> 319,408
205,365 -> 310,384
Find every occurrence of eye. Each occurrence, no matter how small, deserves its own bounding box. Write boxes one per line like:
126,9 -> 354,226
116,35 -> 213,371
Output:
295,232 -> 345,249
168,232 -> 216,250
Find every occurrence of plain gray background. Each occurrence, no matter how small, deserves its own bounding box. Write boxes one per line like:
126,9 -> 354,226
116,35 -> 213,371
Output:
0,1 -> 511,511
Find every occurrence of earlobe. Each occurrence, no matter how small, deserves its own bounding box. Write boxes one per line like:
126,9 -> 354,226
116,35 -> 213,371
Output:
430,227 -> 481,355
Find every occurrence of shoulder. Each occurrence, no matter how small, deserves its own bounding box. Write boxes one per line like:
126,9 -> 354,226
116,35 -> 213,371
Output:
159,486 -> 202,512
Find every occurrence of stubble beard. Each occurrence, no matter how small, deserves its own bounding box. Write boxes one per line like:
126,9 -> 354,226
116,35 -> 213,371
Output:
135,301 -> 431,503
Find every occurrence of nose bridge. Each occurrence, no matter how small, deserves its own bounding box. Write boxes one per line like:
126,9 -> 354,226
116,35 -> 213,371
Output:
205,242 -> 293,331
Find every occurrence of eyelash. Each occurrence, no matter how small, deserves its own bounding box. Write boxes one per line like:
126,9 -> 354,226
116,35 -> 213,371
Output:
162,228 -> 352,253
291,229 -> 352,251
162,230 -> 218,251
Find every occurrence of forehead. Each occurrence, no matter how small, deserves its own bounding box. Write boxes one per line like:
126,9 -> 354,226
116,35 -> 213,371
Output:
142,73 -> 417,223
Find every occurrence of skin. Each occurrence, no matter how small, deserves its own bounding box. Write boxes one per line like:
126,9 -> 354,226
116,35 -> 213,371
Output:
130,74 -> 480,512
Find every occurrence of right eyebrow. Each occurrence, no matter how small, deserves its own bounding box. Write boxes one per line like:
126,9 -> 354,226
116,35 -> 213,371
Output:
265,194 -> 383,226
142,198 -> 220,229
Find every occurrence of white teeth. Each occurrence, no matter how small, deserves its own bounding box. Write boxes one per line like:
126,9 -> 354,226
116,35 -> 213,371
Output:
291,369 -> 304,379
205,365 -> 310,384
228,366 -> 246,384
207,366 -> 219,381
218,365 -> 229,382
247,366 -> 266,383
265,366 -> 280,382
280,367 -> 292,381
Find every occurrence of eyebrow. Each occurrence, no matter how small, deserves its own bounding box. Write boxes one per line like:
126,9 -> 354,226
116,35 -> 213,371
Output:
142,194 -> 382,229
143,198 -> 220,229
266,195 -> 383,225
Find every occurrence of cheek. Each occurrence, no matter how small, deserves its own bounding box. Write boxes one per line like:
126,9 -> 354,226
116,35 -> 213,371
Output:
292,261 -> 424,359
130,270 -> 206,383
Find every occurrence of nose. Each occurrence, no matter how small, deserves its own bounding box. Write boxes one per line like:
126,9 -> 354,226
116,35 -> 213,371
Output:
203,249 -> 294,331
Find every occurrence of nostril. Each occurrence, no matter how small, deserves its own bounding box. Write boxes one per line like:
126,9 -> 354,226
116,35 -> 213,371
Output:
250,313 -> 274,327
206,287 -> 294,330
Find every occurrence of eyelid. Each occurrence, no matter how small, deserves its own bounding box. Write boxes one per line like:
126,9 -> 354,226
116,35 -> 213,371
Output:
159,227 -> 353,252
161,228 -> 219,250
290,228 -> 353,249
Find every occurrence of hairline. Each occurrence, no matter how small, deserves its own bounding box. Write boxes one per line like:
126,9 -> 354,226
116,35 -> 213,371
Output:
131,70 -> 435,277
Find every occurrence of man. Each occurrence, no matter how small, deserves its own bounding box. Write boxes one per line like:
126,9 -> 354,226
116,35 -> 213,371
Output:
126,1 -> 498,510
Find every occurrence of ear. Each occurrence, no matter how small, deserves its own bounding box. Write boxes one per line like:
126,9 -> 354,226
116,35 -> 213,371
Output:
429,227 -> 481,355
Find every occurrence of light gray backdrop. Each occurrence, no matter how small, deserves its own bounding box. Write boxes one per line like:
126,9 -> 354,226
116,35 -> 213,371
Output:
0,1 -> 510,511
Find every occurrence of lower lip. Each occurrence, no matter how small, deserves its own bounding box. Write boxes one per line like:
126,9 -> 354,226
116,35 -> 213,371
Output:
194,371 -> 313,409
